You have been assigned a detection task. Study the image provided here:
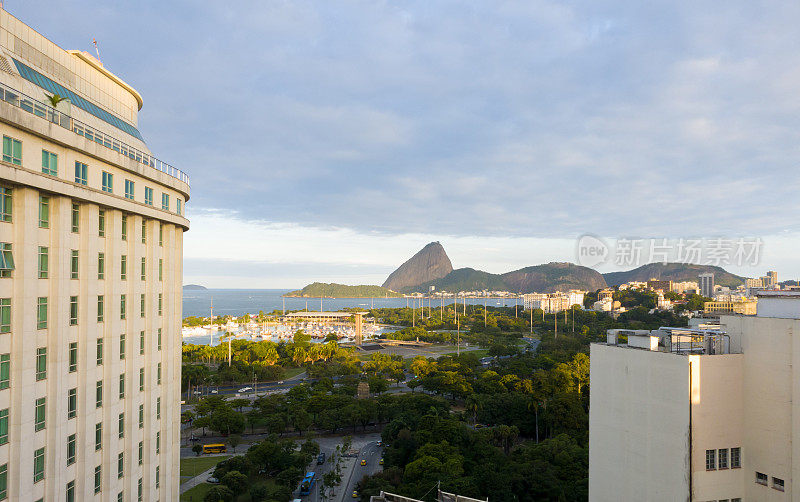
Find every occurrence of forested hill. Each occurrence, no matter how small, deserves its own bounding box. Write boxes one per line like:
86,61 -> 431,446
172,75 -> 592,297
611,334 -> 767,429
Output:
602,262 -> 745,288
411,262 -> 606,293
284,282 -> 403,298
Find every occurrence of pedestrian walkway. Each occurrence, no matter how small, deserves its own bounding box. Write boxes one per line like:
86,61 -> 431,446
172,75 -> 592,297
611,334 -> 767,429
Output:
180,465 -> 217,495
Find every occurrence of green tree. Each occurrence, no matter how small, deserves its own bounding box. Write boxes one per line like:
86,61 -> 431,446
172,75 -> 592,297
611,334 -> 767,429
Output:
192,443 -> 203,456
204,484 -> 234,502
228,434 -> 242,453
221,470 -> 249,494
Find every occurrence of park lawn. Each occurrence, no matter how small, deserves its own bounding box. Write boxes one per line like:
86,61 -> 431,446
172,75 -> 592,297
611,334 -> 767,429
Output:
180,455 -> 231,478
282,367 -> 306,379
180,482 -> 214,501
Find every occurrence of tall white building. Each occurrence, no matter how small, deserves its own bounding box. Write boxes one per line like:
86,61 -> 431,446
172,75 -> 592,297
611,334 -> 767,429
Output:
0,9 -> 188,502
589,291 -> 800,501
699,272 -> 715,298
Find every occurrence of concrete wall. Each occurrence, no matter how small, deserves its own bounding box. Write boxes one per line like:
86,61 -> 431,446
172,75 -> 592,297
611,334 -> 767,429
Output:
589,344 -> 691,502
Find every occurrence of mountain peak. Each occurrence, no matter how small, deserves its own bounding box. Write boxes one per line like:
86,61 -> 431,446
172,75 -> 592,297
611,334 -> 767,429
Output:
382,242 -> 454,291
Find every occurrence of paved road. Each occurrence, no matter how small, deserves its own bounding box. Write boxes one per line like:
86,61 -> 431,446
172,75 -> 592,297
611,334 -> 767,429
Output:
340,440 -> 383,501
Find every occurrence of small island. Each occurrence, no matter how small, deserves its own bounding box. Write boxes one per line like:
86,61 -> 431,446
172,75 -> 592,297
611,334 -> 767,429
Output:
284,282 -> 402,298
183,284 -> 208,290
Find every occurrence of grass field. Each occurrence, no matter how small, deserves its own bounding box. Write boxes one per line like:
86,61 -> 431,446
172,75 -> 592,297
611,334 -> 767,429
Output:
180,482 -> 214,501
180,454 -> 231,478
282,367 -> 306,379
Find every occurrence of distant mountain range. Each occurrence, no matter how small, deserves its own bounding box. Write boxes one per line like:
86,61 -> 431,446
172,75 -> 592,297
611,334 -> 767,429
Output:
183,284 -> 207,290
602,263 -> 745,288
287,242 -> 752,297
284,282 -> 403,298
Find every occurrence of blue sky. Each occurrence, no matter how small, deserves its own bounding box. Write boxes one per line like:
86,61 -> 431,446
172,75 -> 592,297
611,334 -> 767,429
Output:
12,1 -> 800,287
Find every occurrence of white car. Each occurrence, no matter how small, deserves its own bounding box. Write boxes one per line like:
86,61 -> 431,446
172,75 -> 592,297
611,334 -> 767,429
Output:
210,389 -> 218,394
238,387 -> 253,393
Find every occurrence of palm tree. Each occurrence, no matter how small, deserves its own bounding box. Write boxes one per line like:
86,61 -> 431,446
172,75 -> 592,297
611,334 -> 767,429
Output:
45,93 -> 67,108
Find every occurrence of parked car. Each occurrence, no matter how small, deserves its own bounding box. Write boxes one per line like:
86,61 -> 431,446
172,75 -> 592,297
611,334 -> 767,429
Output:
317,453 -> 326,465
206,476 -> 219,484
238,387 -> 253,393
210,389 -> 218,394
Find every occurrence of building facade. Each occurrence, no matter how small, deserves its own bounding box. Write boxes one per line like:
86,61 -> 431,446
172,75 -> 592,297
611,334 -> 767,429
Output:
699,272 -> 715,298
0,9 -> 188,502
589,292 -> 800,501
522,291 -> 584,313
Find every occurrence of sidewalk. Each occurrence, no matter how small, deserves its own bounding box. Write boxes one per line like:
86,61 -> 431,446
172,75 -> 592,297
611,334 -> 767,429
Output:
180,465 -> 217,495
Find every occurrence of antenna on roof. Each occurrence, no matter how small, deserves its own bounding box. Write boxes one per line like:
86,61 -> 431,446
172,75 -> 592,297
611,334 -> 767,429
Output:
92,38 -> 102,64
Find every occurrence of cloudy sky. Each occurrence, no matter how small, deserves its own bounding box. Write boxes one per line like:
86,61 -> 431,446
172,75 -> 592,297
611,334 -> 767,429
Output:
13,1 -> 800,287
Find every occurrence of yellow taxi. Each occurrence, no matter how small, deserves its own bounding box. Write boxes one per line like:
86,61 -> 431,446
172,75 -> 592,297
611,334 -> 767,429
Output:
360,459 -> 367,466
352,491 -> 358,498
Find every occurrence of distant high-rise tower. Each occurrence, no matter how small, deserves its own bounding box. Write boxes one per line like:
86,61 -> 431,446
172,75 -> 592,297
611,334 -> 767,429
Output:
0,10 -> 189,501
767,271 -> 778,287
699,272 -> 715,297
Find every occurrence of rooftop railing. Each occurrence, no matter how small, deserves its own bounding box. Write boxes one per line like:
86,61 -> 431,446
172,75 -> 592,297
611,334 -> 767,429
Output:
0,81 -> 189,185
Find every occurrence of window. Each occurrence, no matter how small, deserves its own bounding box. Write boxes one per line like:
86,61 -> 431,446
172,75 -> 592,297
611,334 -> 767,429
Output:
67,433 -> 76,465
41,150 -> 57,176
121,255 -> 127,280
158,294 -> 163,316
69,296 -> 78,325
34,397 -> 45,431
68,388 -> 76,419
138,441 -> 143,465
2,135 -> 21,165
773,477 -> 785,491
117,452 -> 124,478
141,219 -> 146,243
97,295 -> 104,322
118,413 -> 125,438
98,209 -> 105,236
0,409 -> 7,444
95,422 -> 102,450
122,214 -> 128,240
120,334 -> 126,360
37,247 -> 48,278
69,342 -> 77,372
74,161 -> 87,185
98,252 -> 105,279
718,448 -> 728,469
161,193 -> 169,211
138,404 -> 144,428
705,449 -> 715,470
177,198 -> 182,215
157,396 -> 161,418
138,478 -> 142,502
70,250 -> 79,279
94,465 -> 102,494
158,259 -> 163,281
71,203 -> 79,232
125,179 -> 135,200
96,380 -> 103,408
119,373 -> 125,399
0,299 -> 9,333
731,447 -> 741,468
140,294 -> 145,318
0,463 -> 5,501
35,347 -> 47,380
0,187 -> 9,222
0,243 -> 12,278
102,171 -> 113,193
33,447 -> 44,482
66,480 -> 74,502
0,354 -> 8,389
156,431 -> 160,454
97,338 -> 104,366
157,329 -> 162,351
117,492 -> 123,502
139,368 -> 144,391
37,297 -> 47,329
121,294 -> 126,320
38,196 -> 49,228
159,223 -> 163,246
756,471 -> 768,485
157,363 -> 162,385
156,465 -> 160,488
144,187 -> 153,206
140,331 -> 145,355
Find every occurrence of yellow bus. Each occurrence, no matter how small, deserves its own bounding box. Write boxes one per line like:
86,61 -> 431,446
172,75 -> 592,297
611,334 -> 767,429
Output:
202,444 -> 227,454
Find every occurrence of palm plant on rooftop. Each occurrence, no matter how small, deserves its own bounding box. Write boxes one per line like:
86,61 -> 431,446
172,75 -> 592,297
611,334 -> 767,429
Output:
44,93 -> 67,108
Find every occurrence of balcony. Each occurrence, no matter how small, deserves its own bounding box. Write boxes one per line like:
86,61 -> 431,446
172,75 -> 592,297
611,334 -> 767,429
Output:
0,81 -> 189,185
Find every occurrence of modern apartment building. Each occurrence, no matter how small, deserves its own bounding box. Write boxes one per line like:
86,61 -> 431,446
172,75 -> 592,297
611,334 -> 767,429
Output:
0,9 -> 188,502
699,272 -> 715,298
589,291 -> 800,501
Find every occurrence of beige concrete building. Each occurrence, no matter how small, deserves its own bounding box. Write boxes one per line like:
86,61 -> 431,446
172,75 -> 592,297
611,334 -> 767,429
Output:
0,9 -> 188,502
589,292 -> 800,501
704,299 -> 758,316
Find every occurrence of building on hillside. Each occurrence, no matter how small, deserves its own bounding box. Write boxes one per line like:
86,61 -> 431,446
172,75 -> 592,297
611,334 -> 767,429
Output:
655,292 -> 673,310
522,290 -> 584,313
699,272 -> 715,297
0,9 -> 188,501
589,291 -> 800,501
647,279 -> 672,293
672,281 -> 699,295
597,288 -> 614,301
618,281 -> 647,291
